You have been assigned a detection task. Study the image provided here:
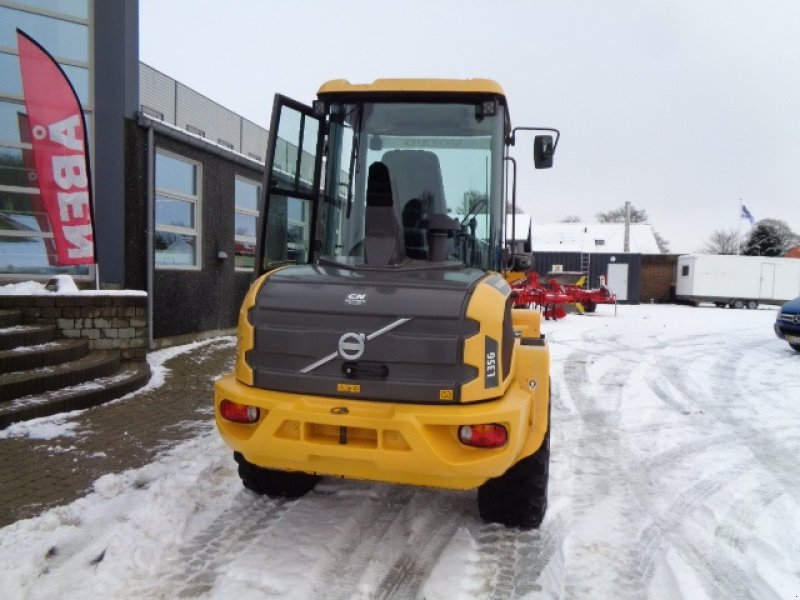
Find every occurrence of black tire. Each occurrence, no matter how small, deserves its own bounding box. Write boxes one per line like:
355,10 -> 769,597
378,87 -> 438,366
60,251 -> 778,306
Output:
234,452 -> 320,498
790,343 -> 800,353
478,421 -> 550,529
746,300 -> 758,310
583,300 -> 597,313
730,299 -> 745,309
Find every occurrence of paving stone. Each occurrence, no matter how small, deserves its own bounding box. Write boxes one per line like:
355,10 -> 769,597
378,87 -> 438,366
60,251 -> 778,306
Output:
0,338 -> 235,527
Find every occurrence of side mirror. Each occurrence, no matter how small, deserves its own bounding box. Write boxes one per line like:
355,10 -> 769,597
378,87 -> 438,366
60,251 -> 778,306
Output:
533,135 -> 555,169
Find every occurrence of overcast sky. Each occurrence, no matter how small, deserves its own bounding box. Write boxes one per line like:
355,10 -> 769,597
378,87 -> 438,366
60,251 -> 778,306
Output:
139,0 -> 800,253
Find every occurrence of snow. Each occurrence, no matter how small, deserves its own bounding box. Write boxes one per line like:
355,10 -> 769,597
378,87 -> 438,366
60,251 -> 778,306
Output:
0,276 -> 146,296
1,304 -> 798,599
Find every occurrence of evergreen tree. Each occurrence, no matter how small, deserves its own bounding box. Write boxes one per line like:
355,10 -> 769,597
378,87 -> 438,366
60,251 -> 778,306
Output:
743,219 -> 799,256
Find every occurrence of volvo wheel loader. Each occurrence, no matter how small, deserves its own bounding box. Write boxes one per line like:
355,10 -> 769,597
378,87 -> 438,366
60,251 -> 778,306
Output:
215,79 -> 558,528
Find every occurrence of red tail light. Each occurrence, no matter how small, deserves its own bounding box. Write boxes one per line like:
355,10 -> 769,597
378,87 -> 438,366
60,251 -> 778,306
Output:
458,423 -> 508,448
219,399 -> 260,423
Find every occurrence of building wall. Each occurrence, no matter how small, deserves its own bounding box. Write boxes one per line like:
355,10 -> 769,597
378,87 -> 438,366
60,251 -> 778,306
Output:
139,63 -> 268,161
530,251 -> 643,305
640,254 -> 679,303
93,0 -> 139,286
131,126 -> 257,340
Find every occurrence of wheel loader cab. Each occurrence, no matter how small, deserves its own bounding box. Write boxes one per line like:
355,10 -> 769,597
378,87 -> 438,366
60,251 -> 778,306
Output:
257,82 -> 509,274
216,79 -> 557,529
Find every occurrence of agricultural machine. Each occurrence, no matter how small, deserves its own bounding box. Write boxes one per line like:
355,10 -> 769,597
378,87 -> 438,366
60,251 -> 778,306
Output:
511,271 -> 616,319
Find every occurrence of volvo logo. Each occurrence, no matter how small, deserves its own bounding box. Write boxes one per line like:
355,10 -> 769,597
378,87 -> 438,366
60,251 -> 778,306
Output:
338,332 -> 366,360
299,317 -> 411,374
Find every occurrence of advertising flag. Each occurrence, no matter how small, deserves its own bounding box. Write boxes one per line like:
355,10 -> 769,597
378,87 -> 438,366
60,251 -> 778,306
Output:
16,29 -> 96,266
741,204 -> 755,225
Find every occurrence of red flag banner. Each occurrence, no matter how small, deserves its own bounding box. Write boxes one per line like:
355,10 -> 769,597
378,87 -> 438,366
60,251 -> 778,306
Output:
16,29 -> 95,266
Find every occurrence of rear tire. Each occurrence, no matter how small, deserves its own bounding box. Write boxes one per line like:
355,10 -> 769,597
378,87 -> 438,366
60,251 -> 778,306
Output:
583,300 -> 597,313
730,299 -> 745,309
790,343 -> 800,353
234,452 -> 321,498
746,300 -> 759,310
478,422 -> 550,529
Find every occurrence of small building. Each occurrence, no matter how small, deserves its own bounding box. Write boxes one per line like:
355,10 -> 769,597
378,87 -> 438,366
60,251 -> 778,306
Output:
518,221 -> 665,304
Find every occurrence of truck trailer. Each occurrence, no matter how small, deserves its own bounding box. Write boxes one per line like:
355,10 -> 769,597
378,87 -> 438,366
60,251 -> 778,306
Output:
675,253 -> 800,308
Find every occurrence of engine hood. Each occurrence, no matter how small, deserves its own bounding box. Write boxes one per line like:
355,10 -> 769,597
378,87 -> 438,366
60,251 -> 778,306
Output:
245,264 -> 500,403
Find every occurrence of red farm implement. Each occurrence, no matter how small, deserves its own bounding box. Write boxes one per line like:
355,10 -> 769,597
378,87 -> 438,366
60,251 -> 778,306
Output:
510,271 -> 617,320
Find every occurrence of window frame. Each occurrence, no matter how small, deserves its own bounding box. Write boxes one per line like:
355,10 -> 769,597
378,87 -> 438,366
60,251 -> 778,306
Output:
233,175 -> 259,271
154,148 -> 202,270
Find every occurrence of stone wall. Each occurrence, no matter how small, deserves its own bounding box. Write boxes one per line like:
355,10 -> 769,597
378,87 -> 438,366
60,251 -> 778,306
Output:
0,295 -> 148,360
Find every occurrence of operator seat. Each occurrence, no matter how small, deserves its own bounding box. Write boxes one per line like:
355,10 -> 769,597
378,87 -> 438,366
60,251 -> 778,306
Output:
402,198 -> 428,260
382,150 -> 446,214
365,161 -> 406,266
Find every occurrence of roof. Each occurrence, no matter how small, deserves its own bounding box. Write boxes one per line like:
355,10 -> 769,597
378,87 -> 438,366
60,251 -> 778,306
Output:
529,222 -> 663,254
506,214 -> 532,242
317,78 -> 506,96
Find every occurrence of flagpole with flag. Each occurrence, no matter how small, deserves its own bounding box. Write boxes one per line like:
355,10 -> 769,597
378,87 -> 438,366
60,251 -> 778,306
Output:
16,28 -> 98,288
737,200 -> 755,255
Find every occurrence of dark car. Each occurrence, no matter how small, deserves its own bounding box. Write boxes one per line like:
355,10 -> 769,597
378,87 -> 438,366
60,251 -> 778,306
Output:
775,296 -> 800,353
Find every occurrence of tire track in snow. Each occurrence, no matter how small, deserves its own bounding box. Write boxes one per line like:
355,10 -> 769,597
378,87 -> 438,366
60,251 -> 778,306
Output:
310,484 -> 416,599
471,512 -> 566,599
633,460 -> 756,598
623,333 -> 785,599
559,349 -> 655,599
557,336 -> 768,600
128,491 -> 292,598
370,491 -> 468,600
705,338 -> 800,503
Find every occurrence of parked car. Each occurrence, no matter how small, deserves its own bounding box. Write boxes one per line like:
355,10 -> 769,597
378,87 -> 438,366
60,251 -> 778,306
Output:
774,296 -> 800,353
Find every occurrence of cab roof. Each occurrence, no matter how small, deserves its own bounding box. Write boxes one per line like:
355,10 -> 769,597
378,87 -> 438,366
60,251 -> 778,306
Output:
317,78 -> 506,97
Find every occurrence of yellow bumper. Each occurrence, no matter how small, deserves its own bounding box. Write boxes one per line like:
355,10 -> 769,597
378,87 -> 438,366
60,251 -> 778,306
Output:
215,367 -> 549,490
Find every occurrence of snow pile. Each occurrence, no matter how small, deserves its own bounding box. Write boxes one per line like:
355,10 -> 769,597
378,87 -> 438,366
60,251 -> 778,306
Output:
0,412 -> 83,441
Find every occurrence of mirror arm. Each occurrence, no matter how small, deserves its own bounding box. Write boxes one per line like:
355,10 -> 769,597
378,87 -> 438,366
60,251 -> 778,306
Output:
509,126 -> 561,151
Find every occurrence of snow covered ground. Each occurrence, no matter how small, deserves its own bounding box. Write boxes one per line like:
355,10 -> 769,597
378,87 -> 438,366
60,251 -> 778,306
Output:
0,304 -> 798,599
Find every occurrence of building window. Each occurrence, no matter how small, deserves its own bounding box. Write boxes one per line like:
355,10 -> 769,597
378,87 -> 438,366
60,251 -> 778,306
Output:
186,124 -> 204,138
141,105 -> 164,120
681,265 -> 689,277
234,177 -> 259,269
155,150 -> 201,268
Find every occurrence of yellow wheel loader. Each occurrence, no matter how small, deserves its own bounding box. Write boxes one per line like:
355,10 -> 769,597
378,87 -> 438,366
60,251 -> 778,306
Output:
215,79 -> 558,528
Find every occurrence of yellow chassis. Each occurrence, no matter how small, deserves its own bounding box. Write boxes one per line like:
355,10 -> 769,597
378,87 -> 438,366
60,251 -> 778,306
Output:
215,330 -> 549,490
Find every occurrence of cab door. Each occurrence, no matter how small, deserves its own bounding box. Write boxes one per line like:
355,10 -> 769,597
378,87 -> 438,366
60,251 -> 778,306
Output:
256,95 -> 324,275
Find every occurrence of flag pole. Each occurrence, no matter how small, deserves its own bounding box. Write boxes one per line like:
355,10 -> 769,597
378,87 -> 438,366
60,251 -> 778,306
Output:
737,198 -> 742,255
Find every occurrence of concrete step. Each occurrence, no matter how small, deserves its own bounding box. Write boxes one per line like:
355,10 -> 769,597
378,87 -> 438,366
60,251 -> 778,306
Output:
0,350 -> 120,402
0,324 -> 57,351
0,338 -> 90,374
0,361 -> 152,429
0,310 -> 22,328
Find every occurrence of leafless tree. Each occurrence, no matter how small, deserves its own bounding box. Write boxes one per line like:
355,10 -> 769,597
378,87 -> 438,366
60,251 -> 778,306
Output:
702,229 -> 741,254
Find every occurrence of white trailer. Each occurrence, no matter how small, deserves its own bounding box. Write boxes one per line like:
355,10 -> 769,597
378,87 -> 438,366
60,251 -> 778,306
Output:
675,254 -> 800,308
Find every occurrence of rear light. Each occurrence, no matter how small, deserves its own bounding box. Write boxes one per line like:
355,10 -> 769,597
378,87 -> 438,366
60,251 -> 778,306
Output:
219,399 -> 260,424
458,423 -> 508,448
